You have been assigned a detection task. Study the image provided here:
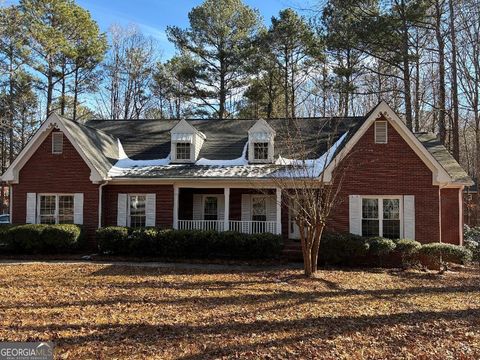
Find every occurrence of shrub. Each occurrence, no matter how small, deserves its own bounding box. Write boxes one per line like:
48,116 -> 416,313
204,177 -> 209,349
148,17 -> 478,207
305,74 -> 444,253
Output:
319,232 -> 370,265
417,243 -> 472,268
368,237 -> 397,257
394,239 -> 421,267
0,225 -> 14,248
42,225 -> 83,253
96,227 -> 129,255
96,227 -> 283,259
7,224 -> 48,254
464,225 -> 480,264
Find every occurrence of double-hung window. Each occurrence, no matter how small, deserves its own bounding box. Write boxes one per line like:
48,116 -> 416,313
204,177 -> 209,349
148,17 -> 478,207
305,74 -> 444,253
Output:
128,195 -> 146,228
39,194 -> 74,224
361,197 -> 401,239
203,196 -> 218,221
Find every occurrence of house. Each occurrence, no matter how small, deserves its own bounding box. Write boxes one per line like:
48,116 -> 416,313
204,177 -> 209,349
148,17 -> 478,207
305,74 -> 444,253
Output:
1,101 -> 473,250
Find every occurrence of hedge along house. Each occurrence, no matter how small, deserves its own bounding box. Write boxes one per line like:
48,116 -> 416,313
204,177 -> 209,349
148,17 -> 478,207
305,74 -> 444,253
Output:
1,101 -> 473,249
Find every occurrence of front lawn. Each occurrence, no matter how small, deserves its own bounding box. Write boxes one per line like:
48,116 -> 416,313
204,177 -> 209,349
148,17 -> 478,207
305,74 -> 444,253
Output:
1,263 -> 479,359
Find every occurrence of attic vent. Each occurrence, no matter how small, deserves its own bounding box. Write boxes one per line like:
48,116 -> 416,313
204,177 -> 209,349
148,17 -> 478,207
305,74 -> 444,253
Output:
52,132 -> 63,154
374,121 -> 388,144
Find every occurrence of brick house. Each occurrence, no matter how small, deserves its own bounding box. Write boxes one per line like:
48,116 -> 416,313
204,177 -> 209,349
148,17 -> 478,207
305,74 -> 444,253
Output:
1,101 -> 472,248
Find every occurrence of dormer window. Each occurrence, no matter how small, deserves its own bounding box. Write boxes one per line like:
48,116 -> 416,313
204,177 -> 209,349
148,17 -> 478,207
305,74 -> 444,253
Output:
253,142 -> 269,161
170,120 -> 205,163
176,142 -> 191,160
248,120 -> 276,164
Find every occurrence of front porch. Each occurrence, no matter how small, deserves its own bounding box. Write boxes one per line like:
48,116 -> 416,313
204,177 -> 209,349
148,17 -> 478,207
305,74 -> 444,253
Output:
173,187 -> 286,236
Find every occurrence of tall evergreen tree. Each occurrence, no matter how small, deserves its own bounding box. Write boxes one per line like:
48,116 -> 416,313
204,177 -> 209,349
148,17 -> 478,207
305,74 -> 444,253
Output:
167,0 -> 262,119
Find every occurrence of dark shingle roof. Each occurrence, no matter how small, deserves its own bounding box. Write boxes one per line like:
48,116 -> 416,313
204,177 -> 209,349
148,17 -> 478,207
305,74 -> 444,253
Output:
416,133 -> 473,185
84,117 -> 365,161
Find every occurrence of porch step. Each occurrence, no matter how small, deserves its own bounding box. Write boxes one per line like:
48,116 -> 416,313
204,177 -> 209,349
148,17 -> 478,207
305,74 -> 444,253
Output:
282,240 -> 303,261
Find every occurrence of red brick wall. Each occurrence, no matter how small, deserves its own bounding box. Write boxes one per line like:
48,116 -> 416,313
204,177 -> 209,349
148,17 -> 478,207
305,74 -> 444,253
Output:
328,116 -> 442,244
440,188 -> 462,245
12,130 -> 99,244
103,184 -> 173,229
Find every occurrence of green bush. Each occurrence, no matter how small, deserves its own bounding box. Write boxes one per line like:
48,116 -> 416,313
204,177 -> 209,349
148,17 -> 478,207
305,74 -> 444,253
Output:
0,225 -> 14,248
42,224 -> 83,253
417,243 -> 472,268
96,226 -> 129,255
7,224 -> 48,253
5,224 -> 84,254
394,239 -> 421,267
319,232 -> 370,265
96,227 -> 283,259
368,237 -> 397,257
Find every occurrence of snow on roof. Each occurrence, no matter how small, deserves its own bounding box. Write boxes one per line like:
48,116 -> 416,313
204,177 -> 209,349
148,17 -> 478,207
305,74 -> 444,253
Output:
107,133 -> 348,179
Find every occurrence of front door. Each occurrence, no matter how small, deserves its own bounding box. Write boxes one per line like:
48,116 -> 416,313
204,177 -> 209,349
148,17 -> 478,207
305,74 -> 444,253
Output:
289,200 -> 300,239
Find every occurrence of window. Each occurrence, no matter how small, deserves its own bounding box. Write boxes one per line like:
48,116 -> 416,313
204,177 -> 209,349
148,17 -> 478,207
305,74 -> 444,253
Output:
253,142 -> 269,161
203,196 -> 218,220
52,132 -> 63,154
361,197 -> 400,239
176,142 -> 191,160
39,194 -> 74,224
129,195 -> 146,228
252,196 -> 267,221
375,121 -> 388,144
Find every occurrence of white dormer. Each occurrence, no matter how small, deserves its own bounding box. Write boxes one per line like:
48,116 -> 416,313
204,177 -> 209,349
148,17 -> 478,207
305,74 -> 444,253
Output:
170,120 -> 206,163
248,119 -> 276,164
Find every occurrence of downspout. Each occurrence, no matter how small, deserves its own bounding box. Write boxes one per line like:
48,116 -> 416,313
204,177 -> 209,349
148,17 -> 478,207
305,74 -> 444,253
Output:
98,181 -> 108,229
8,183 -> 12,223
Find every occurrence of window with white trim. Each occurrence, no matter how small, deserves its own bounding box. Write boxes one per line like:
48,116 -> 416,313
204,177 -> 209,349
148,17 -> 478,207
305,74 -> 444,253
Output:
38,194 -> 74,224
374,121 -> 388,144
251,196 -> 267,221
203,196 -> 218,220
176,142 -> 191,160
52,132 -> 64,154
253,142 -> 269,161
128,195 -> 146,228
361,197 -> 401,238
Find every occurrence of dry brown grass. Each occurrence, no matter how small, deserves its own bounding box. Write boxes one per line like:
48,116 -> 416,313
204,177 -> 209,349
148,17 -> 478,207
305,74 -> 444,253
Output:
0,263 -> 479,359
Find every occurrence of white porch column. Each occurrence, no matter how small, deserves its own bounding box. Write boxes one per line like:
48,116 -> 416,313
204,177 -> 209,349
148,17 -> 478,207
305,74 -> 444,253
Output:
173,185 -> 179,229
224,187 -> 230,231
276,187 -> 282,235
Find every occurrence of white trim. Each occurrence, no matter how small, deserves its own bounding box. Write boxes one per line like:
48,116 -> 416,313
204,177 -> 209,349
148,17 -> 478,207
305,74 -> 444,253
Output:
323,101 -> 453,186
173,185 -> 179,229
126,193 -> 148,227
374,121 -> 388,144
2,113 -> 104,184
359,195 -> 404,238
224,187 -> 230,231
276,188 -> 282,235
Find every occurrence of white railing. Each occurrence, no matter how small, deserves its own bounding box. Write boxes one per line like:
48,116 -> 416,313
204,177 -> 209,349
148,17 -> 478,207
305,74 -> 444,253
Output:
178,220 -> 225,232
177,220 -> 277,234
229,221 -> 277,234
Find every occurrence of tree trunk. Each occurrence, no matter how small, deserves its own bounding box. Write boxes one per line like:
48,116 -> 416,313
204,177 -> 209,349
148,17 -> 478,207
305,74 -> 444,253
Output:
73,68 -> 79,121
435,0 -> 447,144
401,4 -> 413,130
60,60 -> 66,116
449,0 -> 460,160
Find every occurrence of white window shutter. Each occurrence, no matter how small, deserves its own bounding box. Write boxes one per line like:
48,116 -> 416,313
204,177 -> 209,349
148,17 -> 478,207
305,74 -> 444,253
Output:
349,195 -> 362,235
117,194 -> 127,226
241,194 -> 251,221
73,193 -> 84,225
193,194 -> 202,220
218,195 -> 225,221
403,195 -> 415,239
266,196 -> 276,222
145,193 -> 156,227
26,193 -> 36,224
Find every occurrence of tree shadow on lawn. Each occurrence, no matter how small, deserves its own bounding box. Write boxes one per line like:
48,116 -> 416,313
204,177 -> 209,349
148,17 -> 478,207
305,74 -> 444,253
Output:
3,283 -> 479,311
11,307 -> 480,358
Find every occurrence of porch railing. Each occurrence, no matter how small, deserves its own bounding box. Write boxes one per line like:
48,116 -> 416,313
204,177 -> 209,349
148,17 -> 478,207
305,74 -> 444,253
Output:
178,220 -> 225,232
229,221 -> 277,234
178,220 -> 277,234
